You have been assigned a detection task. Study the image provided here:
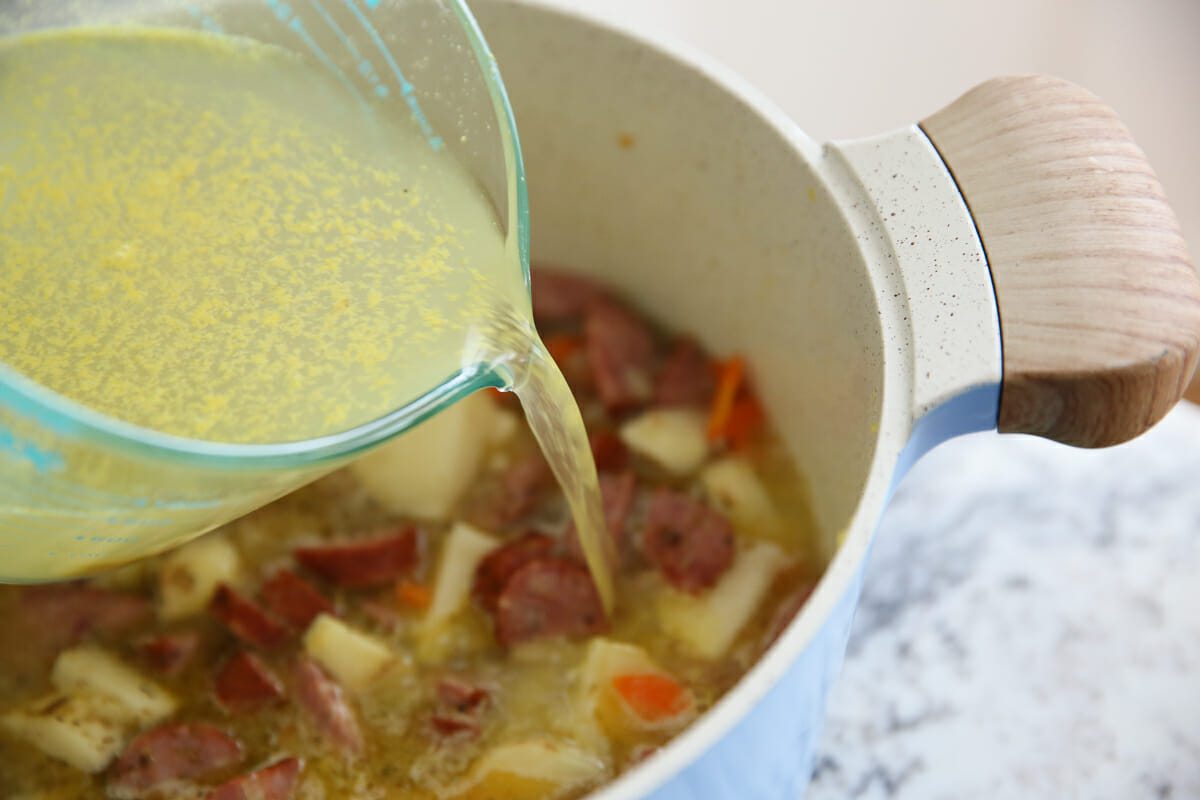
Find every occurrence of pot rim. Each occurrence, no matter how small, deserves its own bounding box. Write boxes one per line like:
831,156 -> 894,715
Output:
481,1 -> 921,796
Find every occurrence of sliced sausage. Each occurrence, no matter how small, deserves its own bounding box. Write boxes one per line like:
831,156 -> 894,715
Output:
137,631 -> 202,676
430,712 -> 481,739
19,584 -> 150,655
655,337 -> 715,407
294,529 -> 419,588
584,298 -> 657,413
493,557 -> 609,647
467,453 -> 554,531
566,471 -> 637,567
261,569 -> 334,630
436,676 -> 489,714
293,656 -> 363,755
470,531 -> 556,615
531,268 -> 608,324
208,757 -> 302,800
495,453 -> 553,526
108,722 -> 243,793
209,585 -> 288,650
643,490 -> 735,594
589,429 -> 630,471
215,651 -> 283,713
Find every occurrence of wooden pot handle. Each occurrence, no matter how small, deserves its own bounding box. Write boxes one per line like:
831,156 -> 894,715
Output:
920,75 -> 1200,448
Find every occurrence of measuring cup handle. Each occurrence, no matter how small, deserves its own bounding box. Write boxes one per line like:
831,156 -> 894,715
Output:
920,75 -> 1200,447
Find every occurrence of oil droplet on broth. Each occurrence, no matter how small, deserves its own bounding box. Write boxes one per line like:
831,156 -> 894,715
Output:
0,28 -> 614,608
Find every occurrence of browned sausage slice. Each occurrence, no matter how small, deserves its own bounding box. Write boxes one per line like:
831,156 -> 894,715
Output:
643,490 -> 735,594
584,298 -> 656,413
292,656 -> 363,755
531,268 -> 608,324
108,722 -> 243,792
430,712 -> 481,739
467,453 -> 554,531
208,757 -> 303,800
436,676 -> 489,714
470,531 -> 556,615
209,585 -> 288,649
589,429 -> 630,472
655,337 -> 716,407
294,529 -> 419,588
17,584 -> 150,659
260,569 -> 334,630
215,651 -> 283,713
493,557 -> 609,647
565,471 -> 637,567
137,631 -> 202,676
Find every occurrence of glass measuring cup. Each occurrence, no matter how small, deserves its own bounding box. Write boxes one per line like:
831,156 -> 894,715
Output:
0,0 -> 529,581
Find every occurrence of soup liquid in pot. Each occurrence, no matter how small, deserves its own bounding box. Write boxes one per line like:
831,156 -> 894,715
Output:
0,30 -> 613,604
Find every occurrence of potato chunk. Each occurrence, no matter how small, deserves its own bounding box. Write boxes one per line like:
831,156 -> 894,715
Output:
618,409 -> 708,476
657,542 -> 785,658
158,535 -> 240,621
448,738 -> 606,800
303,614 -> 396,691
701,456 -> 786,542
424,522 -> 498,628
1,691 -> 129,773
51,647 -> 176,727
350,391 -> 500,521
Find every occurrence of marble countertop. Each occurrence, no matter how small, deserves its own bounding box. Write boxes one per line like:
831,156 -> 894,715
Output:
804,403 -> 1200,800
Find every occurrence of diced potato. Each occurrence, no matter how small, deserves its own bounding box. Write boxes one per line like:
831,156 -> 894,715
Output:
1,690 -> 130,773
447,739 -> 606,800
351,391 -> 500,521
490,407 -> 521,446
51,647 -> 176,727
157,535 -> 240,621
619,409 -> 708,476
303,614 -> 396,691
701,457 -> 786,542
577,639 -> 692,739
423,522 -> 499,628
657,542 -> 785,658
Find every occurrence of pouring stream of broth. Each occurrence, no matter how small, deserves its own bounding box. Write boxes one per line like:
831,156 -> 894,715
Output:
0,28 -> 615,609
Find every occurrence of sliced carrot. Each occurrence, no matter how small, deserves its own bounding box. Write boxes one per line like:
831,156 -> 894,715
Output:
611,673 -> 691,722
725,395 -> 764,449
395,580 -> 432,610
544,333 -> 583,368
706,356 -> 745,444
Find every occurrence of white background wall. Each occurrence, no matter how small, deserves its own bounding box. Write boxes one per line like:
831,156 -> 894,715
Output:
539,0 -> 1200,254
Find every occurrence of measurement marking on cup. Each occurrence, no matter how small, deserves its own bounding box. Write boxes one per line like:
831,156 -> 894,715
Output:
266,0 -> 368,108
307,0 -> 388,97
186,6 -> 225,33
342,0 -> 444,150
0,428 -> 63,473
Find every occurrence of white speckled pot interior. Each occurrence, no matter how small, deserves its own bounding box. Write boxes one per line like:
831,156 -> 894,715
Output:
474,1 -> 1002,798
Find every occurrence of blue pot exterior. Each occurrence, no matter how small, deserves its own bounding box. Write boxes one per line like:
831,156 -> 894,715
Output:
644,560 -> 867,800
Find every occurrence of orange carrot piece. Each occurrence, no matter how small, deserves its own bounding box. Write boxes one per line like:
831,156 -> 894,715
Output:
612,673 -> 691,722
725,395 -> 764,449
706,356 -> 745,444
544,333 -> 583,368
395,580 -> 432,610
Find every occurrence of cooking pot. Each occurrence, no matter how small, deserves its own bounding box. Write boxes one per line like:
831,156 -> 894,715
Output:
472,1 -> 1200,797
